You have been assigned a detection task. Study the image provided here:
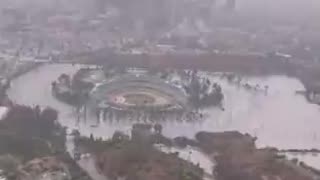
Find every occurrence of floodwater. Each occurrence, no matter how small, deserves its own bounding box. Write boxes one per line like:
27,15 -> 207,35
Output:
7,64 -> 320,171
154,144 -> 214,177
164,73 -> 320,150
284,153 -> 320,170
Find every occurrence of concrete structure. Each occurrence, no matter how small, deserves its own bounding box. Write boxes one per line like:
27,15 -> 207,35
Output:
90,74 -> 188,112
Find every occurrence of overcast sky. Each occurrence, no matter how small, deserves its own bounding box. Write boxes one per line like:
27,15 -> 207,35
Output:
1,0 -> 320,23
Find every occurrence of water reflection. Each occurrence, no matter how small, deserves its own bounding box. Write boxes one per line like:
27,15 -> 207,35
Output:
284,153 -> 320,170
154,144 -> 214,176
7,64 -> 320,150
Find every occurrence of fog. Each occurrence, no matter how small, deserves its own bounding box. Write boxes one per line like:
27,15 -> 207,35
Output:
238,0 -> 320,22
2,0 -> 320,21
1,0 -> 320,180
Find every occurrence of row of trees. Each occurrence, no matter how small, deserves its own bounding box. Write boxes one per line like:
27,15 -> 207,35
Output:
0,105 -> 66,161
2,105 -> 59,138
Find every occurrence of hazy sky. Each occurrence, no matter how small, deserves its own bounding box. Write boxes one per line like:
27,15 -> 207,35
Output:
2,0 -> 320,23
238,0 -> 320,17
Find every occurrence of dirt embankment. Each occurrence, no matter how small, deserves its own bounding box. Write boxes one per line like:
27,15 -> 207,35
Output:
95,141 -> 203,180
195,131 -> 318,180
76,122 -> 320,180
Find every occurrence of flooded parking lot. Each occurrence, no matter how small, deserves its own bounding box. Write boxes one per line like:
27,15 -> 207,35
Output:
7,64 -> 320,169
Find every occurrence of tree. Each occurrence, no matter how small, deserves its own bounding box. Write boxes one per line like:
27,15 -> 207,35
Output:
41,107 -> 58,123
39,108 -> 58,138
90,133 -> 94,141
34,105 -> 41,120
51,81 -> 57,90
154,124 -> 163,134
